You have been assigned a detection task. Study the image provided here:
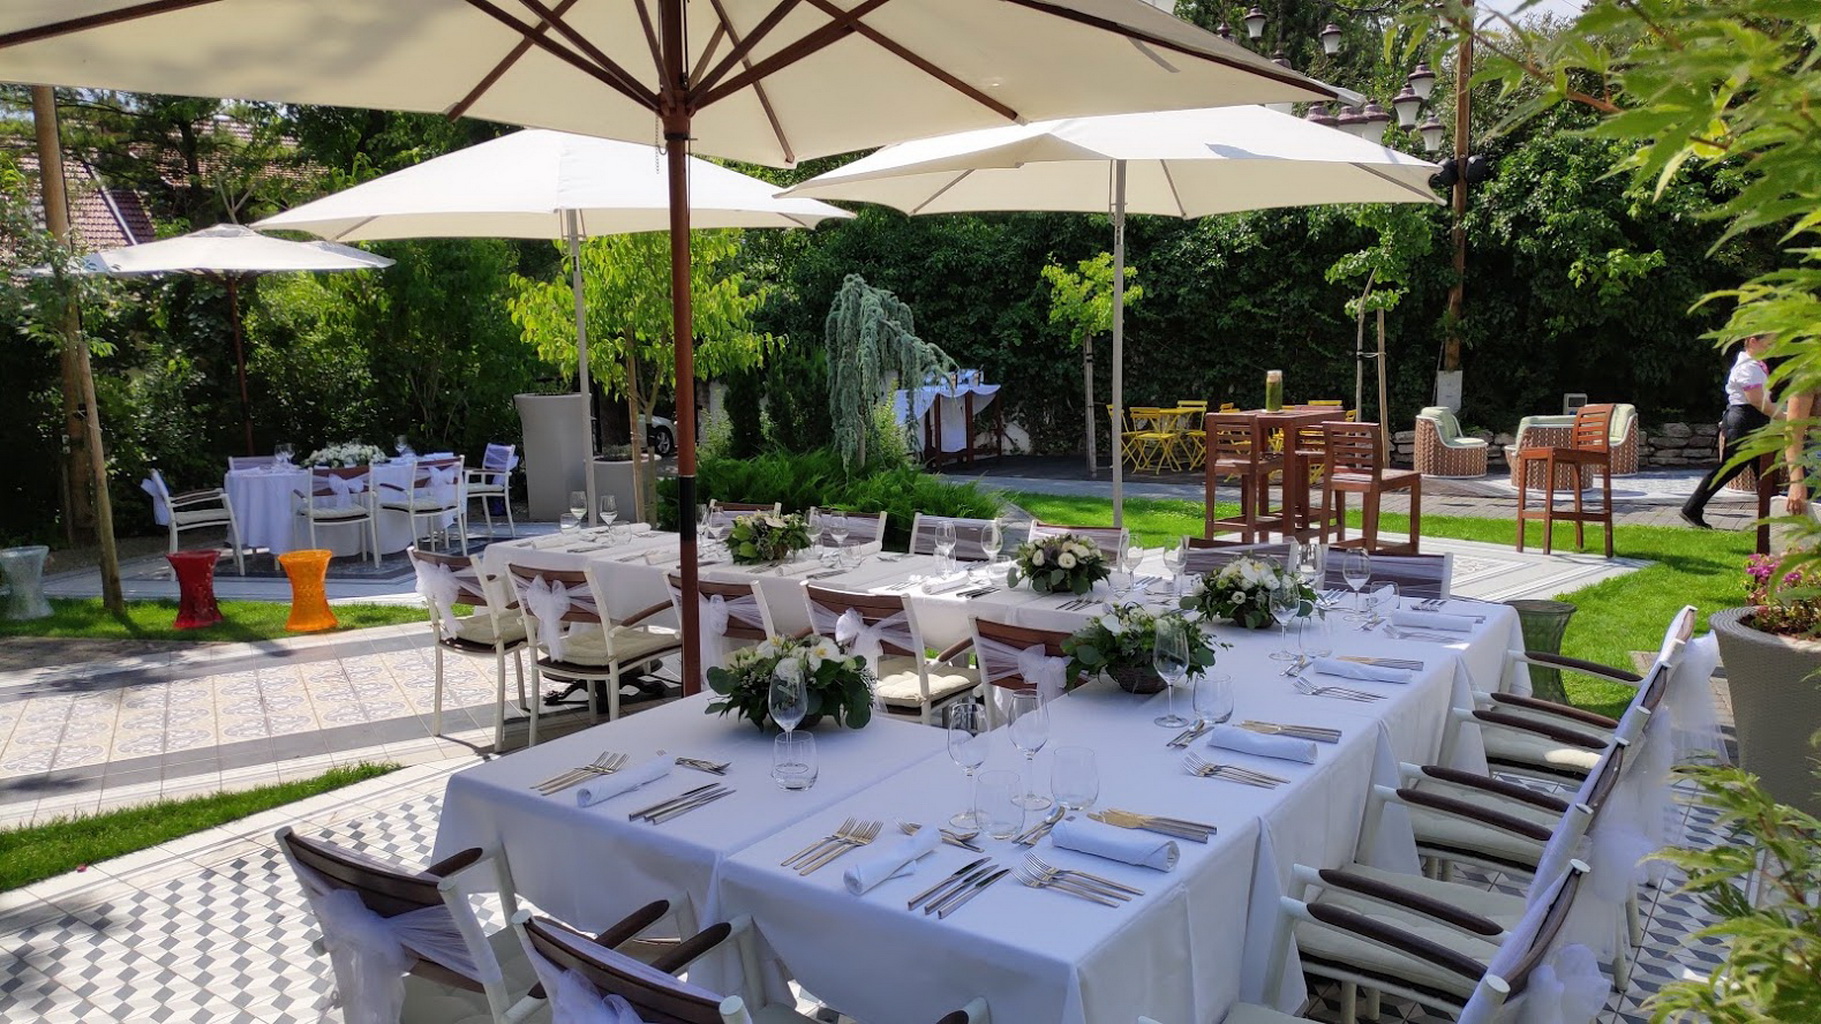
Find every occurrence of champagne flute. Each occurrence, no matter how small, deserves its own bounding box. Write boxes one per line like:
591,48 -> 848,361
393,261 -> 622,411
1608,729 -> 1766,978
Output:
1008,689 -> 1052,810
769,657 -> 809,736
946,702 -> 988,828
1152,620 -> 1192,728
1341,549 -> 1372,620
567,490 -> 588,533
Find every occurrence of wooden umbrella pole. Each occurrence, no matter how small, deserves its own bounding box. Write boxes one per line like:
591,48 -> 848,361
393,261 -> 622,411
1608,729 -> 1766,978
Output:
662,0 -> 701,696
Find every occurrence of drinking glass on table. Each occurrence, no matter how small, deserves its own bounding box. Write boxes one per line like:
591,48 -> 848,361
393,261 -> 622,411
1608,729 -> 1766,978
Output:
1367,581 -> 1401,631
597,495 -> 618,531
1008,688 -> 1051,810
1341,549 -> 1372,621
977,769 -> 1024,841
1152,619 -> 1193,728
946,702 -> 989,829
1050,746 -> 1099,811
1108,539 -> 1135,602
1296,540 -> 1326,597
273,442 -> 294,467
772,732 -> 817,791
828,511 -> 850,551
1269,585 -> 1302,662
980,518 -> 1004,567
769,657 -> 810,736
567,490 -> 588,532
395,434 -> 414,458
934,520 -> 958,576
1193,671 -> 1234,726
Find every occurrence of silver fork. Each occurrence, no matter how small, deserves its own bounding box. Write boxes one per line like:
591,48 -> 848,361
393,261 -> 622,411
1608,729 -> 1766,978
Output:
898,821 -> 984,852
1183,753 -> 1286,787
1293,678 -> 1384,702
675,756 -> 731,775
781,817 -> 857,868
533,751 -> 627,794
1012,860 -> 1124,906
1026,854 -> 1145,897
798,820 -> 881,875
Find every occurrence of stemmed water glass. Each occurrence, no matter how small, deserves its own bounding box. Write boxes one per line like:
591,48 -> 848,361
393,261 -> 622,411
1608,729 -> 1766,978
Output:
770,656 -> 809,736
946,702 -> 989,829
1366,580 -> 1402,631
567,490 -> 588,533
1108,536 -> 1136,602
395,434 -> 414,458
1008,689 -> 1052,810
980,518 -> 1004,567
828,511 -> 850,557
934,520 -> 958,576
1341,549 -> 1372,621
1152,620 -> 1192,728
1270,585 -> 1303,664
597,494 -> 618,528
703,502 -> 729,560
273,442 -> 294,467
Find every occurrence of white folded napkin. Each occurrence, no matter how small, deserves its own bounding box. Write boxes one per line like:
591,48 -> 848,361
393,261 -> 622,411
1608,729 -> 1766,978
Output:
1049,818 -> 1177,872
1311,658 -> 1414,684
775,560 -> 825,577
1390,609 -> 1475,632
1207,724 -> 1317,764
923,575 -> 974,595
644,548 -> 680,566
575,756 -> 671,807
842,827 -> 941,895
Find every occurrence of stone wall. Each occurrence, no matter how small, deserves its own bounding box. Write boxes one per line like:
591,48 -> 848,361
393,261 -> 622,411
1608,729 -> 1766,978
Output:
1390,421 -> 1722,470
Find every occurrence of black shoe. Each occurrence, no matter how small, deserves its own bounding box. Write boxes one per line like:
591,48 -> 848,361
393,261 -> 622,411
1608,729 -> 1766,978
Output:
1679,508 -> 1712,530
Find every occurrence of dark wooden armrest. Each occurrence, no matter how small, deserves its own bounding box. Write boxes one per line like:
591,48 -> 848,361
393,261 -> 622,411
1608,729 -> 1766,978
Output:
1488,692 -> 1620,730
1315,867 -> 1502,936
1416,765 -> 1571,813
1514,446 -> 1556,459
933,638 -> 973,663
423,847 -> 484,877
1521,651 -> 1641,683
1397,788 -> 1554,842
1304,902 -> 1487,982
374,482 -> 408,494
620,601 -> 675,627
1474,708 -> 1610,750
648,920 -> 733,974
593,899 -> 670,948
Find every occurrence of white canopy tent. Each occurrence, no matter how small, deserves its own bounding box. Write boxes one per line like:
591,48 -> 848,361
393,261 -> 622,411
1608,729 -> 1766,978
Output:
0,0 -> 1332,691
784,104 -> 1441,523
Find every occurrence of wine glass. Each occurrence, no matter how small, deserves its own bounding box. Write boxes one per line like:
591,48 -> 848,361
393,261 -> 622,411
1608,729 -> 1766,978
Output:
769,657 -> 809,736
395,434 -> 414,458
1341,549 -> 1372,620
1008,689 -> 1052,810
1152,620 -> 1192,728
597,494 -> 618,531
1269,583 -> 1301,662
273,442 -> 294,467
567,490 -> 588,532
946,702 -> 989,829
934,520 -> 958,576
828,511 -> 850,551
981,519 -> 1004,567
1367,580 -> 1402,631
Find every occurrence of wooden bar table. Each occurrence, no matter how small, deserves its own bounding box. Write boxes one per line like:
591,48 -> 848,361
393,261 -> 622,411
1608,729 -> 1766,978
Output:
1209,406 -> 1350,542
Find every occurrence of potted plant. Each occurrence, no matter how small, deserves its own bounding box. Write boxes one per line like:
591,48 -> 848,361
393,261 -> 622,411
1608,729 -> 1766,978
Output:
705,635 -> 875,730
1180,555 -> 1317,630
727,511 -> 812,565
1007,532 -> 1111,595
1708,553 -> 1821,816
1062,603 -> 1226,694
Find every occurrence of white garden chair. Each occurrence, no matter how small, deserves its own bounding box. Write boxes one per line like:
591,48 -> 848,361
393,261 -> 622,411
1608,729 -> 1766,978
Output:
143,469 -> 246,574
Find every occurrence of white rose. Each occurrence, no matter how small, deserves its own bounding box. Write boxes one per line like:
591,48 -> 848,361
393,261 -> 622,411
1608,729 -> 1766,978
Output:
1096,613 -> 1122,634
754,638 -> 778,659
1058,552 -> 1078,569
1031,550 -> 1046,567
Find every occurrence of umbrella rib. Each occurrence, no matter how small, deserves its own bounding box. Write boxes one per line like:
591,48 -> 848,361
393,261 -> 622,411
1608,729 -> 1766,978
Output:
448,0 -> 584,120
800,0 -> 1019,123
695,0 -> 892,110
630,0 -> 667,89
704,0 -> 796,164
461,0 -> 655,111
1159,161 -> 1188,218
692,0 -> 808,98
0,0 -> 225,49
909,170 -> 975,215
509,0 -> 656,104
1351,163 -> 1445,204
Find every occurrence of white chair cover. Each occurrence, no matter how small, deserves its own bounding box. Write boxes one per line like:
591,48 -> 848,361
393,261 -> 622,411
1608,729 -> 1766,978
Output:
808,605 -> 915,682
483,443 -> 520,473
971,634 -> 1068,702
291,861 -> 485,1024
518,941 -> 648,1024
141,476 -> 172,525
1664,632 -> 1726,765
1457,866 -> 1606,1024
425,462 -> 463,505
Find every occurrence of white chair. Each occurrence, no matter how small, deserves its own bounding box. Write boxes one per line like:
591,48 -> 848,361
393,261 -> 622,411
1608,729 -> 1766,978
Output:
465,443 -> 519,539
1321,552 -> 1452,600
143,469 -> 246,574
971,615 -> 1076,728
809,507 -> 888,553
504,562 -> 681,746
802,584 -> 978,726
293,465 -> 382,566
380,455 -> 468,553
408,547 -> 528,750
667,572 -> 769,672
1025,518 -> 1128,557
228,454 -> 277,470
908,513 -> 1003,562
1181,538 -> 1292,575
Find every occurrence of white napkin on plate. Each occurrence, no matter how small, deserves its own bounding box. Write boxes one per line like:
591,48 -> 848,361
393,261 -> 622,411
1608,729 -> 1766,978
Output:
1390,609 -> 1475,632
1207,724 -> 1317,763
923,575 -> 974,595
1311,658 -> 1413,683
575,756 -> 671,807
1049,818 -> 1177,871
842,827 -> 941,895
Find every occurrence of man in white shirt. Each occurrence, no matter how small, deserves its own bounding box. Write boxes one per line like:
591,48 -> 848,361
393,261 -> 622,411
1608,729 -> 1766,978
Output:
1682,333 -> 1778,529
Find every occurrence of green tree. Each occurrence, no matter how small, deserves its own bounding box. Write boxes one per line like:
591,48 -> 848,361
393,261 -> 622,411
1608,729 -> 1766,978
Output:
1042,251 -> 1144,467
823,274 -> 953,471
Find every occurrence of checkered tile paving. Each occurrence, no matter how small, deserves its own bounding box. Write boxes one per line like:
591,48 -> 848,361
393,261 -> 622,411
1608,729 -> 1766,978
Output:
0,765 -> 1739,1024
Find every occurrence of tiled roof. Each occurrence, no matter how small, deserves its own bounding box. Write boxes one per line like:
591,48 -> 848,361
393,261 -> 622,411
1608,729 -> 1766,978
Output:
7,147 -> 158,251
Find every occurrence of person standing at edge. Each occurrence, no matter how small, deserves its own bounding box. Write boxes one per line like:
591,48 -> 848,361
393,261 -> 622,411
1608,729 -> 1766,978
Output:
1683,332 -> 1779,529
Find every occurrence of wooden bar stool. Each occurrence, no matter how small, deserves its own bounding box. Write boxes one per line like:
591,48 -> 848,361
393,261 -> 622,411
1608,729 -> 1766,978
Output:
1320,421 -> 1421,554
1204,412 -> 1287,542
1515,403 -> 1615,557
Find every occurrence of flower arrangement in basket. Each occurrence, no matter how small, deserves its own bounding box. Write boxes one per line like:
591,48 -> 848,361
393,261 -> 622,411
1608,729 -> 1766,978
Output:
1062,603 -> 1225,694
1007,532 -> 1111,595
1181,555 -> 1316,630
706,635 -> 874,730
304,442 -> 387,468
1745,553 -> 1821,636
727,512 -> 812,565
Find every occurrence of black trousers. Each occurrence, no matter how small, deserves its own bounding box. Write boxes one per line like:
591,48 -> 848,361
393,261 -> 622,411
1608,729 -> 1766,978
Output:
1684,404 -> 1772,516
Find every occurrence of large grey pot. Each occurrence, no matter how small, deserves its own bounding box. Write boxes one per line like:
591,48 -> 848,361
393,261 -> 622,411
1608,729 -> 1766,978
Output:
1709,607 -> 1821,816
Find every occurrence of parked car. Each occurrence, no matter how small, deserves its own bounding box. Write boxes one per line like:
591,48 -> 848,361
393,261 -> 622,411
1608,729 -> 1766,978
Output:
639,414 -> 676,458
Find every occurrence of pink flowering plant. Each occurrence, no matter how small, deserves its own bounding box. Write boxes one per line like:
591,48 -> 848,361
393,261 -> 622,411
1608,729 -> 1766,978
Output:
1744,554 -> 1821,637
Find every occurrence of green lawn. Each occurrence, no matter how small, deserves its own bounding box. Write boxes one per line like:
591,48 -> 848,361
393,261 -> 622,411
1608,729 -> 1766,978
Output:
0,598 -> 430,643
0,762 -> 398,892
1005,491 -> 1754,718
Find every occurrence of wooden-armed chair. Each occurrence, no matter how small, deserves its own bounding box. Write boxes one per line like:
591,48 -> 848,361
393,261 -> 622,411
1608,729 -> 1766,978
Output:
1180,537 -> 1292,575
504,563 -> 680,745
803,584 -> 977,725
294,464 -> 383,566
1515,403 -> 1616,558
1320,421 -> 1422,554
709,501 -> 782,531
228,454 -> 277,470
970,616 -> 1077,727
465,442 -> 519,539
1320,552 -> 1452,600
409,547 -> 528,749
1203,411 -> 1288,543
909,513 -> 1005,562
808,507 -> 888,553
667,573 -> 769,672
144,469 -> 248,574
379,455 -> 468,553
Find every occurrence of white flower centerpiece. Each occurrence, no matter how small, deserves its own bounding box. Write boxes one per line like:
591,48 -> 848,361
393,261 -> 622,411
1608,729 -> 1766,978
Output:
1062,603 -> 1226,694
304,442 -> 388,468
1181,555 -> 1316,630
705,634 -> 875,731
1007,532 -> 1111,595
728,512 -> 813,565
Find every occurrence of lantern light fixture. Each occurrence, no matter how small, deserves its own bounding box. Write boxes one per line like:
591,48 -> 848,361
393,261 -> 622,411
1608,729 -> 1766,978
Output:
1243,6 -> 1268,39
1320,23 -> 1343,55
1418,115 -> 1447,153
1407,62 -> 1437,101
1391,85 -> 1424,128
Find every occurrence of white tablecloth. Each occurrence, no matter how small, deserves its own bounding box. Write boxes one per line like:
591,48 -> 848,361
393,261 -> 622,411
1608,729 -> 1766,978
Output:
226,460 -> 448,557
892,383 -> 1000,453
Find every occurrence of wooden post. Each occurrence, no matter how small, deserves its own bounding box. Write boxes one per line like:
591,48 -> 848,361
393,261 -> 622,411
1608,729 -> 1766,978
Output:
34,85 -> 89,544
32,85 -> 123,614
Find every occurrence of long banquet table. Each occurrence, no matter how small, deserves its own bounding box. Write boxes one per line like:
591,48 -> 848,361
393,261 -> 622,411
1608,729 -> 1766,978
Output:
440,537 -> 1528,1021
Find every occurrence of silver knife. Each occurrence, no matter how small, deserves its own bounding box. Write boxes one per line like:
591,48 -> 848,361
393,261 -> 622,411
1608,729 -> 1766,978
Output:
1167,721 -> 1211,749
937,868 -> 1011,919
907,858 -> 991,911
626,783 -> 720,821
645,786 -> 733,824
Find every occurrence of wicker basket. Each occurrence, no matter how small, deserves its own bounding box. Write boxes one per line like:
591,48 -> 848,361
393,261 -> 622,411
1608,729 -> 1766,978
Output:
1709,607 -> 1821,816
1108,666 -> 1165,695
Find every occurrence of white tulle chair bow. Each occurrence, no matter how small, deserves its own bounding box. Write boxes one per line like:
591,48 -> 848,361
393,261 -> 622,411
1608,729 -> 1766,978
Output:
413,561 -> 464,640
519,941 -> 649,1024
326,472 -> 366,506
524,577 -> 576,662
1664,632 -> 1726,765
810,605 -> 914,681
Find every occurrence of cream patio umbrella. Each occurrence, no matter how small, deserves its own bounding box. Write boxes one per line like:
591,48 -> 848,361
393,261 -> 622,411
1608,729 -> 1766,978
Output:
256,128 -> 852,520
79,223 -> 394,457
0,0 -> 1331,692
783,104 -> 1441,524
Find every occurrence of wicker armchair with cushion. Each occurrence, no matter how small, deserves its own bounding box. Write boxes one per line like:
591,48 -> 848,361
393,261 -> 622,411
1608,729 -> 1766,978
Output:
1413,407 -> 1488,478
1606,403 -> 1640,476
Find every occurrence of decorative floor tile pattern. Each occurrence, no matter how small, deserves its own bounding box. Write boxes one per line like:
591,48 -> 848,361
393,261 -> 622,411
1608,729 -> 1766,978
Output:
0,765 -> 1739,1024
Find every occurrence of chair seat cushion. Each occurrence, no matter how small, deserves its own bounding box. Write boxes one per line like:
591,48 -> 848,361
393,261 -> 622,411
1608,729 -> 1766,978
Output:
1481,727 -> 1604,778
1222,1005 -> 1306,1024
1441,437 -> 1488,450
302,505 -> 371,520
448,612 -> 527,648
1407,801 -> 1548,873
542,625 -> 681,669
873,656 -> 980,709
1314,863 -> 1527,931
1294,908 -> 1496,999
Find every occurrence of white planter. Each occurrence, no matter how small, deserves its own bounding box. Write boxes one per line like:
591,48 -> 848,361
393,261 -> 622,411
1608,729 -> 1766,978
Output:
592,456 -> 664,525
514,393 -> 590,521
